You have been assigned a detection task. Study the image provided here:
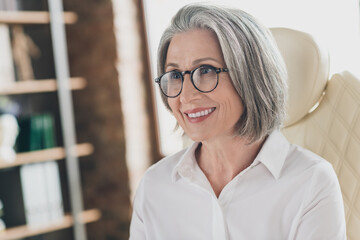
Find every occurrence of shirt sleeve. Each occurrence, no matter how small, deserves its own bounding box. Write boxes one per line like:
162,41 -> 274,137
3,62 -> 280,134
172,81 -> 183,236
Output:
129,178 -> 146,240
294,162 -> 346,240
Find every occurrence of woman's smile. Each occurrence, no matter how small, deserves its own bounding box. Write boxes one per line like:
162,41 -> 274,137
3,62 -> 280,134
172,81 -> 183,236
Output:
184,107 -> 216,123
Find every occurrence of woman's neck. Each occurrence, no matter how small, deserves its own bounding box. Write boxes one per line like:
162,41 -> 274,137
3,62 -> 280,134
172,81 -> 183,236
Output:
196,135 -> 265,197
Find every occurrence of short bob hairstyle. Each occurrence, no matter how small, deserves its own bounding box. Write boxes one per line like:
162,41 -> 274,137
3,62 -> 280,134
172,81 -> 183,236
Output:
157,4 -> 287,142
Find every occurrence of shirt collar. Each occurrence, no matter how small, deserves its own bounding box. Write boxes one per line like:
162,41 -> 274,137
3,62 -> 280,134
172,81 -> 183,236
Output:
254,130 -> 289,179
171,130 -> 290,182
171,142 -> 200,183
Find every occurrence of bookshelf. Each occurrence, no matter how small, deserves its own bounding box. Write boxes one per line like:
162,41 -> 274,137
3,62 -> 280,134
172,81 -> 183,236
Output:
0,1 -> 98,239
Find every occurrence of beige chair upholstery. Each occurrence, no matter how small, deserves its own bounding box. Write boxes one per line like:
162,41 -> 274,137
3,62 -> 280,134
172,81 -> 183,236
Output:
272,28 -> 360,240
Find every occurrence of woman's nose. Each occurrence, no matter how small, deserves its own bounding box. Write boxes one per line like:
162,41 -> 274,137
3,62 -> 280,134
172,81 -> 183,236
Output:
180,74 -> 200,103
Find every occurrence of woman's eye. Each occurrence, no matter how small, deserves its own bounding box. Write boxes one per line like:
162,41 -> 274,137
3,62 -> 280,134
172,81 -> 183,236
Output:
199,66 -> 214,75
170,72 -> 182,79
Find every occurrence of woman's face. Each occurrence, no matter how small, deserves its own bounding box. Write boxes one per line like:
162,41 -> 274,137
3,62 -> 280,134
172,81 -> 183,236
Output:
166,29 -> 244,142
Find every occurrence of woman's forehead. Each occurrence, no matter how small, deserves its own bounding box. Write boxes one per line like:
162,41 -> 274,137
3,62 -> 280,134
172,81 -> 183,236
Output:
166,29 -> 225,68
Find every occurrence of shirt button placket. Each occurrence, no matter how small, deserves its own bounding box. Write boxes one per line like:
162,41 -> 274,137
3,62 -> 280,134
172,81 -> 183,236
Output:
211,196 -> 228,240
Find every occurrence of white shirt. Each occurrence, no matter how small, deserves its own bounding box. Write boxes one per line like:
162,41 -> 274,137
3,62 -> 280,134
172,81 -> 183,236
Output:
129,131 -> 346,240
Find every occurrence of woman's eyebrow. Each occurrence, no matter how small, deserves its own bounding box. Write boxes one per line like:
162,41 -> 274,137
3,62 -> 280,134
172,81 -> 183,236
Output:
192,57 -> 221,65
165,57 -> 221,70
165,63 -> 179,69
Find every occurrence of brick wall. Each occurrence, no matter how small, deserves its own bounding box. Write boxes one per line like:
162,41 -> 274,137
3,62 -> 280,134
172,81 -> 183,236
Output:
64,0 -> 131,239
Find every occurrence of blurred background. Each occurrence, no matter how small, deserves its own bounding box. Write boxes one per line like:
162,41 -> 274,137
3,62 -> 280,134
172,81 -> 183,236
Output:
0,0 -> 359,239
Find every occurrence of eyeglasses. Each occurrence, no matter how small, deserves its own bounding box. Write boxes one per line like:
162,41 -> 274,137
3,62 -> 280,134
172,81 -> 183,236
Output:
155,65 -> 229,98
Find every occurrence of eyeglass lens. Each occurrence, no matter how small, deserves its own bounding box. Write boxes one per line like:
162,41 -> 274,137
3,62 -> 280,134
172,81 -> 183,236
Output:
159,65 -> 218,97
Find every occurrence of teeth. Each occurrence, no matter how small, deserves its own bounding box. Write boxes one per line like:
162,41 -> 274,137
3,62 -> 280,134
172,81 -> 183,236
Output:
187,108 -> 215,118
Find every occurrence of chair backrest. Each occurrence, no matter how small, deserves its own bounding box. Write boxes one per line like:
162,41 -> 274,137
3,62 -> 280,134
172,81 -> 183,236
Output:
272,27 -> 360,240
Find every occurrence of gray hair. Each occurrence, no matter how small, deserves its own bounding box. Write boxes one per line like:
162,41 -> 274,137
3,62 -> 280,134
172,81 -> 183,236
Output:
157,4 -> 287,142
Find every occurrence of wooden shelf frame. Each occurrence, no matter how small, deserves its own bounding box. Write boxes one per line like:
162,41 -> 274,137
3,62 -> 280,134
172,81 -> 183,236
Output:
0,77 -> 87,95
0,209 -> 101,240
0,11 -> 78,24
0,143 -> 94,169
0,2 -> 90,239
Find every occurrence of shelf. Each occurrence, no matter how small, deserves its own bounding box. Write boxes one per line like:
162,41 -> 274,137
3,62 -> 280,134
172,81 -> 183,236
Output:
0,77 -> 87,95
0,143 -> 94,169
0,208 -> 101,240
0,11 -> 78,24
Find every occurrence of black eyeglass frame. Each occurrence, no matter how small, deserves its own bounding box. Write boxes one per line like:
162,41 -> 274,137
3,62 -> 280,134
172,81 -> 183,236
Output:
155,65 -> 229,98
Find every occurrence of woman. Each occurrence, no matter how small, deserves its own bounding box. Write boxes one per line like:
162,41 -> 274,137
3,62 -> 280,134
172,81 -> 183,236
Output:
130,4 -> 346,240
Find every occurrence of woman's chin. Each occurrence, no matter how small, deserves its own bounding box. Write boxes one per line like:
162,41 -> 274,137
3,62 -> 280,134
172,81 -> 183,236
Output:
185,132 -> 209,143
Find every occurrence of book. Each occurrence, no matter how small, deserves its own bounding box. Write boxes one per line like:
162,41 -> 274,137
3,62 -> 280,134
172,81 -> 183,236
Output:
0,0 -> 18,11
17,114 -> 64,227
20,163 -> 49,226
0,24 -> 15,84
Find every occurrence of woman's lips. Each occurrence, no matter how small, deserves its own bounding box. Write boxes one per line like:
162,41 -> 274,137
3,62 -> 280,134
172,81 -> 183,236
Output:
184,107 -> 216,123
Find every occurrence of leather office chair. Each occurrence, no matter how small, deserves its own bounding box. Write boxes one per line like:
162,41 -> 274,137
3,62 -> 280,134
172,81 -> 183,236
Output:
272,27 -> 360,240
